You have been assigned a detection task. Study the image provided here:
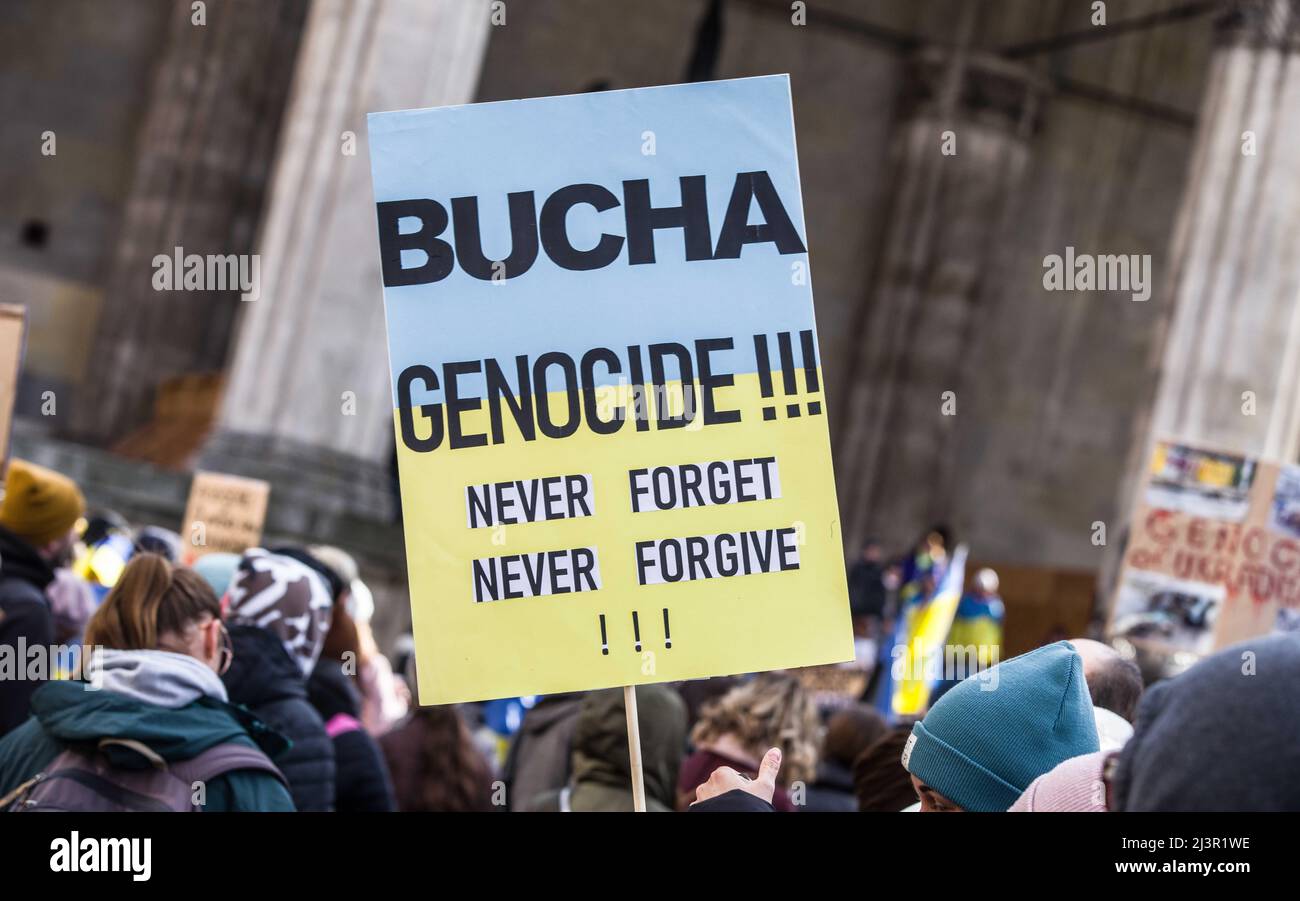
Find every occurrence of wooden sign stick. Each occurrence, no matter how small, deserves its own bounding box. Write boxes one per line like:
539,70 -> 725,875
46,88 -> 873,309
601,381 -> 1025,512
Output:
624,685 -> 647,812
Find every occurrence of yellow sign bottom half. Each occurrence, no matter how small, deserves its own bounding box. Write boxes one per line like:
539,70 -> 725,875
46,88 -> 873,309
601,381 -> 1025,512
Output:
394,370 -> 853,704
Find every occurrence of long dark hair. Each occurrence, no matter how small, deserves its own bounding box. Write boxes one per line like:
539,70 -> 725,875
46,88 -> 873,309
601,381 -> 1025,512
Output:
382,706 -> 494,812
421,707 -> 492,811
379,651 -> 495,811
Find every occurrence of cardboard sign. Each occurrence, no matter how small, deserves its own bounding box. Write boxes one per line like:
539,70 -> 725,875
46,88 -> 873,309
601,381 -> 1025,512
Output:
1110,439 -> 1300,655
793,662 -> 870,710
0,304 -> 27,475
180,471 -> 270,563
368,76 -> 853,703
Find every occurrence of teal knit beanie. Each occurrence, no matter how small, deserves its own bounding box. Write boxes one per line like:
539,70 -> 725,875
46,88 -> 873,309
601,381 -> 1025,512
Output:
191,552 -> 241,601
901,640 -> 1100,811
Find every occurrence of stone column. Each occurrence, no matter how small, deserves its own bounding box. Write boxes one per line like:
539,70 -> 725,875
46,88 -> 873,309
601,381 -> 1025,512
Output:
1134,0 -> 1300,463
1104,0 -> 1300,599
833,46 -> 1044,553
72,0 -> 309,443
200,0 -> 492,530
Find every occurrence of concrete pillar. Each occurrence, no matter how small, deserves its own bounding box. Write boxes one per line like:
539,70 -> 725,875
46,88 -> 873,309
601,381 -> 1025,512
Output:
834,45 -> 1044,553
72,0 -> 309,443
1137,0 -> 1300,463
200,0 -> 491,530
1101,0 -> 1300,607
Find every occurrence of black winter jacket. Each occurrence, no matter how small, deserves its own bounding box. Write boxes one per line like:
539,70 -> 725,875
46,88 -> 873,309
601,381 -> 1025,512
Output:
307,657 -> 396,812
690,789 -> 775,812
803,759 -> 860,812
222,624 -> 336,811
0,526 -> 57,738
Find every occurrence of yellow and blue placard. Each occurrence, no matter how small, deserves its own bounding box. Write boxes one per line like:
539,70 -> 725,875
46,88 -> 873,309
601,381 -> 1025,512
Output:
367,75 -> 852,704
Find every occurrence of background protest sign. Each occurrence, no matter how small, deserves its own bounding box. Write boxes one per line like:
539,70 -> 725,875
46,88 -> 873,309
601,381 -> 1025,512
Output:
1110,439 -> 1300,656
0,305 -> 26,475
369,76 -> 853,704
180,471 -> 270,564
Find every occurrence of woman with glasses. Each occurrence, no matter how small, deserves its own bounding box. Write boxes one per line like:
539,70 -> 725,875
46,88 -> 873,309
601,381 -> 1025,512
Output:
0,553 -> 295,811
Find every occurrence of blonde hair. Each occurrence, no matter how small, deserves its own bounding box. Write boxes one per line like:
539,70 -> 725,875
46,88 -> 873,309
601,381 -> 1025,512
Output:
690,672 -> 820,786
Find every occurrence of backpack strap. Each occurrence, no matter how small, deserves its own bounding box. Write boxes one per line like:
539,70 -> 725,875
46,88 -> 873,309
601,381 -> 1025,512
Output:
0,774 -> 43,810
168,742 -> 289,791
98,737 -> 167,769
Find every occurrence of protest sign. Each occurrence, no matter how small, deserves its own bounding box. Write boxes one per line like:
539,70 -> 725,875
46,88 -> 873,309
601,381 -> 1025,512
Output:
793,662 -> 872,710
369,75 -> 853,705
180,471 -> 270,564
0,304 -> 27,475
1110,439 -> 1300,656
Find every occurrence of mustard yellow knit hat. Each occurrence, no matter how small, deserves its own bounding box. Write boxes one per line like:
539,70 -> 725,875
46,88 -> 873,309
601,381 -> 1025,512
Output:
0,459 -> 86,547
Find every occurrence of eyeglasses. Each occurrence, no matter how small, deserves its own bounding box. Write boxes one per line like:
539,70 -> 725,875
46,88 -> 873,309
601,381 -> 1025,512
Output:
215,620 -> 234,676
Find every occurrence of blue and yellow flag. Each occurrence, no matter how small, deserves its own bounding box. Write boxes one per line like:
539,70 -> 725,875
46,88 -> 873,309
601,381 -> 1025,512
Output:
887,544 -> 968,718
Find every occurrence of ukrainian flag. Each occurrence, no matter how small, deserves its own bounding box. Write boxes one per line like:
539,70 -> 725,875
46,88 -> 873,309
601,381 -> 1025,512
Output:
888,545 -> 968,718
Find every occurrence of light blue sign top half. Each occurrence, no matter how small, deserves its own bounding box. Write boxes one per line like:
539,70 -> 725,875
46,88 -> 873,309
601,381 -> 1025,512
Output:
368,75 -> 819,403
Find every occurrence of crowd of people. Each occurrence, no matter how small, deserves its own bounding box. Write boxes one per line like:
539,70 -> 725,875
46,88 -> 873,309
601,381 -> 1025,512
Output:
0,458 -> 1295,812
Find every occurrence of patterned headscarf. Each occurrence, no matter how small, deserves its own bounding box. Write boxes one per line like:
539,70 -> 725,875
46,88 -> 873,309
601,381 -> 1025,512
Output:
226,548 -> 333,676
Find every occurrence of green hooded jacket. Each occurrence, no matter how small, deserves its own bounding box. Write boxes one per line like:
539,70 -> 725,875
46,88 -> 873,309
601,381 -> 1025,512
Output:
564,684 -> 687,812
0,680 -> 296,812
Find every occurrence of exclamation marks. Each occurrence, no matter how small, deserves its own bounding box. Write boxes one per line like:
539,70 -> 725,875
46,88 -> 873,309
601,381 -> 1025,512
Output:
754,334 -> 776,421
800,329 -> 822,416
598,610 -> 673,655
754,330 -> 822,419
777,332 -> 800,419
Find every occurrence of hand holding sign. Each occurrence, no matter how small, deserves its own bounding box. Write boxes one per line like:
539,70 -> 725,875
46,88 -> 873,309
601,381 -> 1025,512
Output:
692,747 -> 782,806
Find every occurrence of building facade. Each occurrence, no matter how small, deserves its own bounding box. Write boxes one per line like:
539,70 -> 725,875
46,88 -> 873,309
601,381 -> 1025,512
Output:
4,0 -> 1294,644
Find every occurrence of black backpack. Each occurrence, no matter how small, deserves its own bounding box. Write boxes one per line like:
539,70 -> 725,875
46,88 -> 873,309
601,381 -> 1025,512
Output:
0,737 -> 288,812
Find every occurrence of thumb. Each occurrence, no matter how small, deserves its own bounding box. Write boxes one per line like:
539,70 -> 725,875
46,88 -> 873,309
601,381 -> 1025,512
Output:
755,747 -> 782,792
